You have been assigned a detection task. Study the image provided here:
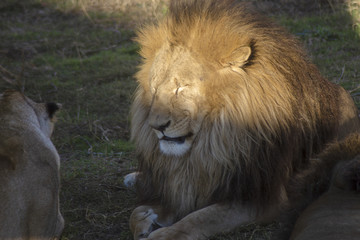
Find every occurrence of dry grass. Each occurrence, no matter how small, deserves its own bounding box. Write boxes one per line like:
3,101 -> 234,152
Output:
347,0 -> 360,27
39,0 -> 169,26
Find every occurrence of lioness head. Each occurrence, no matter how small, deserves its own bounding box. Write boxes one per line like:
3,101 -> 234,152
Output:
0,90 -> 61,138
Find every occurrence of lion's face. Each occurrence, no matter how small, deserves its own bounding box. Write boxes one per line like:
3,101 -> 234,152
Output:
146,45 -> 209,156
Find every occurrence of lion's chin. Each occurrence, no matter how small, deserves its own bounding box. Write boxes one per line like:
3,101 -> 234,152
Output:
159,139 -> 192,156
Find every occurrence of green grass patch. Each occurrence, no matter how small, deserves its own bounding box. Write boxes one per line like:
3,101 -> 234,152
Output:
278,11 -> 360,107
60,155 -> 136,240
279,13 -> 359,84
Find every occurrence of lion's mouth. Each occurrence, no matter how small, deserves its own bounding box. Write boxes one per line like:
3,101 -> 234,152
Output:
160,133 -> 193,144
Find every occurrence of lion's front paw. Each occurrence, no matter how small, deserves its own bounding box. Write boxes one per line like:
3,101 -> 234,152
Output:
130,206 -> 160,240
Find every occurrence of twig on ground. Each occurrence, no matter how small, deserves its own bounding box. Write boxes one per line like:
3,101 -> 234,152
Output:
337,65 -> 345,83
0,64 -> 17,84
349,85 -> 360,94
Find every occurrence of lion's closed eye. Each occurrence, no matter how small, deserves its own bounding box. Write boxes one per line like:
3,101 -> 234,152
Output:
175,85 -> 188,96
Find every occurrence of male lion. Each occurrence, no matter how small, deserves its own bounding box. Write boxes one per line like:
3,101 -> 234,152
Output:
129,0 -> 360,239
0,90 -> 64,240
290,134 -> 360,240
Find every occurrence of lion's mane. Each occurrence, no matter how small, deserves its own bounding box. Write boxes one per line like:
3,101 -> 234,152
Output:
130,0 -> 360,220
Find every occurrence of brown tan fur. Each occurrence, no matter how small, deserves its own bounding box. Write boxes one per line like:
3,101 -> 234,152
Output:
0,90 -> 64,240
290,134 -> 360,240
129,0 -> 360,239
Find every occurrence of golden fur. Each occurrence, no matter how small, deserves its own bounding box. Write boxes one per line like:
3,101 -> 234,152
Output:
290,134 -> 360,240
129,0 -> 360,239
0,90 -> 64,239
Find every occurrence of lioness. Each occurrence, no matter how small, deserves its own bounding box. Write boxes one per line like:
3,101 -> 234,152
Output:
0,90 -> 64,240
128,0 -> 360,239
290,134 -> 360,240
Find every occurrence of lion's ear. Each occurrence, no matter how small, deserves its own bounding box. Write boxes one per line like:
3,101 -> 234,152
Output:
221,46 -> 252,70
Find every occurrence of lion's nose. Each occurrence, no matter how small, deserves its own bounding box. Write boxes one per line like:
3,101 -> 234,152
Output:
150,120 -> 171,132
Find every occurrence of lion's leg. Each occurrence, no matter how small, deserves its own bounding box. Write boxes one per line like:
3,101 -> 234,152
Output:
145,203 -> 256,240
130,205 -> 175,240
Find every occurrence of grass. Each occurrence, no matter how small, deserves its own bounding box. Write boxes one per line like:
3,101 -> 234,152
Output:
0,0 -> 359,240
278,13 -> 360,102
0,1 -> 138,239
38,0 -> 169,27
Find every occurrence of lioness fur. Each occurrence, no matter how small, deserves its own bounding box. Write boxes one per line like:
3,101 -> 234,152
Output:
129,0 -> 360,239
290,134 -> 360,240
0,90 -> 64,239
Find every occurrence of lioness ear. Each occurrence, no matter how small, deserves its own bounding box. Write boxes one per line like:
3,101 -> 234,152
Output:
46,102 -> 62,119
221,46 -> 252,69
